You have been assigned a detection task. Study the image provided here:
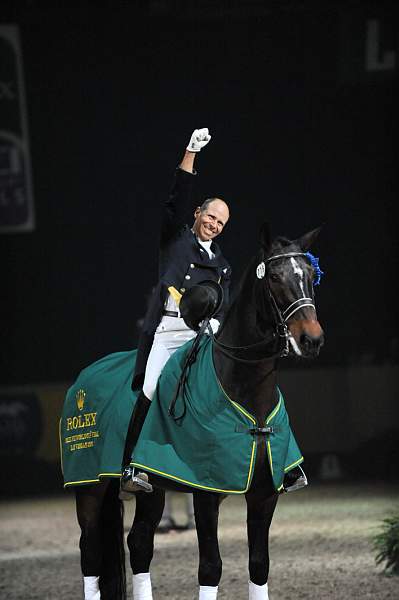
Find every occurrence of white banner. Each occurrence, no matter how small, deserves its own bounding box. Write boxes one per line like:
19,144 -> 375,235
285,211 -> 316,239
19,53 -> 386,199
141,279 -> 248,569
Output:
0,25 -> 34,233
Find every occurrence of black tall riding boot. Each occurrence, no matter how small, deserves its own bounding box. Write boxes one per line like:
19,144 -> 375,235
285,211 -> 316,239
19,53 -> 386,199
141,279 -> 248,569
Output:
120,391 -> 153,498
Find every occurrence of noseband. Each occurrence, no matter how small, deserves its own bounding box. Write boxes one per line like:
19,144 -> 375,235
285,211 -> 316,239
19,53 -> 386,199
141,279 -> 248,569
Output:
211,251 -> 317,363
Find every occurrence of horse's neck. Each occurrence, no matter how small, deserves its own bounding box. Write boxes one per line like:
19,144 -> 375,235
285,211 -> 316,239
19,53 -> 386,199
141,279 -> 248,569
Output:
214,272 -> 280,424
214,349 -> 279,424
221,265 -> 275,346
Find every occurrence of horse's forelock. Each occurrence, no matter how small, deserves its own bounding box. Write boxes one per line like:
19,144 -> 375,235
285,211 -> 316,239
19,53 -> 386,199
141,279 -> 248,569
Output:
236,236 -> 301,294
269,236 -> 298,256
226,235 -> 304,316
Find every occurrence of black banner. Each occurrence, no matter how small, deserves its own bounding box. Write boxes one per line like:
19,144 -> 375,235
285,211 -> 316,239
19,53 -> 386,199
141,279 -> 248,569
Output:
0,25 -> 34,232
339,11 -> 398,84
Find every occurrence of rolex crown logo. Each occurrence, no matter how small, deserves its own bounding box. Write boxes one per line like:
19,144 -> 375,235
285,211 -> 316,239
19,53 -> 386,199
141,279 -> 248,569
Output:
76,389 -> 86,411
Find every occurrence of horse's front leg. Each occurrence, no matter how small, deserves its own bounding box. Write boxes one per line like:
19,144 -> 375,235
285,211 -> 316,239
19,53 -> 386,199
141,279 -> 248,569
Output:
245,489 -> 279,599
194,491 -> 225,600
127,486 -> 165,599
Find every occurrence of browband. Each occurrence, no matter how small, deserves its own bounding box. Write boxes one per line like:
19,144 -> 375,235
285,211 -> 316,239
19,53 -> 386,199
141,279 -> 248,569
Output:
266,252 -> 306,263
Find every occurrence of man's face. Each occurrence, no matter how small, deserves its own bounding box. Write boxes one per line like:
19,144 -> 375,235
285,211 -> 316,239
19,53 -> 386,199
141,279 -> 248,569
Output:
192,200 -> 230,242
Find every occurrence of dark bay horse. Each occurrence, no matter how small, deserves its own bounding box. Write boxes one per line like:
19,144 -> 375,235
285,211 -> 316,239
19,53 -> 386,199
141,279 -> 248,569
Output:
73,225 -> 324,599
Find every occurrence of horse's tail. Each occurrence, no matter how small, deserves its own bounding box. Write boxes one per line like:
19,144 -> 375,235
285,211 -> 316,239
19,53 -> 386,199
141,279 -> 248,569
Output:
99,479 -> 126,600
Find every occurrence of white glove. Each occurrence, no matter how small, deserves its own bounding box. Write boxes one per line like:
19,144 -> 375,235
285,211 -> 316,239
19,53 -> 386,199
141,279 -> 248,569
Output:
206,318 -> 220,335
186,128 -> 211,152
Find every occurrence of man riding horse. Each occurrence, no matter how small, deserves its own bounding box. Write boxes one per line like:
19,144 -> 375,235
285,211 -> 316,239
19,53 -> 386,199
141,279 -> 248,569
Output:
61,128 -> 322,600
120,128 -> 231,495
119,128 -> 306,498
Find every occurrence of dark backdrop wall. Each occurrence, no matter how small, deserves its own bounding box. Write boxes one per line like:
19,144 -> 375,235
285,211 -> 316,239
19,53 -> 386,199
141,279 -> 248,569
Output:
2,1 -> 398,384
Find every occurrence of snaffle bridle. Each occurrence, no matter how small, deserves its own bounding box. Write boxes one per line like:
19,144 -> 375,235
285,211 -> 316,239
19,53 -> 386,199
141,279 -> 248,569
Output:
210,251 -> 317,363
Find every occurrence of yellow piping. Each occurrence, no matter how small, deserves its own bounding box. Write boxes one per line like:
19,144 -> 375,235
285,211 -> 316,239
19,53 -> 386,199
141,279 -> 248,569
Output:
217,379 -> 257,424
59,418 -> 64,475
64,473 -> 121,487
266,440 -> 274,475
131,457 -> 255,494
266,390 -> 282,424
264,389 -> 283,478
284,457 -> 304,472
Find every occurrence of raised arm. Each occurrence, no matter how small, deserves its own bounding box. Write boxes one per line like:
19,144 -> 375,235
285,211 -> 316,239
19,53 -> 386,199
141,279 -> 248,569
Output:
179,150 -> 196,173
162,128 -> 212,243
180,128 -> 212,173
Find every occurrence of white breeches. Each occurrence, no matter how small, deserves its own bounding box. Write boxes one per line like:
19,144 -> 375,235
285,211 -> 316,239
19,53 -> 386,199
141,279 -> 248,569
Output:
143,316 -> 196,400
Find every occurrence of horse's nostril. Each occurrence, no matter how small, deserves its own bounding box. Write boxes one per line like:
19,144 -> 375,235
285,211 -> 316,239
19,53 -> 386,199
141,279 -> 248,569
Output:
300,333 -> 322,353
301,335 -> 310,351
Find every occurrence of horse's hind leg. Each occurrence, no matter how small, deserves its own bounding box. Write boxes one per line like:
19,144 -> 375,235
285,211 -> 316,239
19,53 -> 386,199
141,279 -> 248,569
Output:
194,491 -> 224,599
127,486 -> 165,598
75,481 -> 109,598
76,480 -> 126,600
245,489 -> 278,598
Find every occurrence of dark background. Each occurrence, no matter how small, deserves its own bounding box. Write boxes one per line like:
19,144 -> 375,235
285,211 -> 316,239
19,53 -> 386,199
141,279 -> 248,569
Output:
2,0 -> 398,385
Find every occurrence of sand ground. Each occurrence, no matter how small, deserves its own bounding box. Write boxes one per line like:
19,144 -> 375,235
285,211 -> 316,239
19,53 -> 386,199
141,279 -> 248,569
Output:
0,482 -> 398,599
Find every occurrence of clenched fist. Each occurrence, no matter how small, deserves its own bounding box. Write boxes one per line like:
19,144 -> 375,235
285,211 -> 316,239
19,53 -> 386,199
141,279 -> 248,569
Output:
186,128 -> 212,152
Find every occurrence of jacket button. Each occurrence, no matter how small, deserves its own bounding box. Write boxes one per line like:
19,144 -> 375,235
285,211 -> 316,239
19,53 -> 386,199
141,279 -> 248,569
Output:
185,275 -> 191,280
190,263 -> 195,268
180,287 -> 185,293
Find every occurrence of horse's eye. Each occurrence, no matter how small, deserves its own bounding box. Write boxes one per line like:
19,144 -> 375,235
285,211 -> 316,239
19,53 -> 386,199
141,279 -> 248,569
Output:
269,273 -> 280,283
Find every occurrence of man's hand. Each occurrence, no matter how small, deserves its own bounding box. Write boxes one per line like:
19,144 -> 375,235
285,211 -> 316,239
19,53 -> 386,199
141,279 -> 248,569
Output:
200,318 -> 220,335
186,128 -> 212,152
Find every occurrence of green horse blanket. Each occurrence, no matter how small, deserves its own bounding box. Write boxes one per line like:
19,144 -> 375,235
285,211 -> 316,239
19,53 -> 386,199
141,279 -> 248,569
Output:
60,337 -> 303,493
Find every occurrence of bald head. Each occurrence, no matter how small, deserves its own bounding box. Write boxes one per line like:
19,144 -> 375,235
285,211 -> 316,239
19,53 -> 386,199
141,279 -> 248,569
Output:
192,197 -> 230,242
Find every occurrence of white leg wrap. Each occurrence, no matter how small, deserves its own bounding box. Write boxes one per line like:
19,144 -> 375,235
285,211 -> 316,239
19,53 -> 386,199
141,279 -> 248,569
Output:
249,580 -> 269,599
133,572 -> 153,599
199,585 -> 218,599
83,576 -> 100,599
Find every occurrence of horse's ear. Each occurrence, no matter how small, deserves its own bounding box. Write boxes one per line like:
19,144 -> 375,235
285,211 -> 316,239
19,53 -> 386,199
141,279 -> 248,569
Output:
259,222 -> 272,253
296,226 -> 322,251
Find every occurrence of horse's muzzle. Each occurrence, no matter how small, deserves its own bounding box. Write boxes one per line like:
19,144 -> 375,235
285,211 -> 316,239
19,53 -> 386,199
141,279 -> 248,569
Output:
300,331 -> 325,357
289,319 -> 324,358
